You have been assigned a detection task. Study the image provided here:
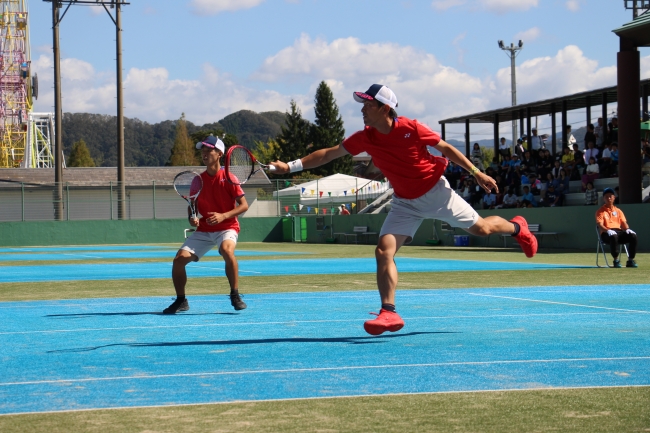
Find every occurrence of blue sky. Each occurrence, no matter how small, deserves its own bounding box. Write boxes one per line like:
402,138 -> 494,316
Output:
29,0 -> 648,140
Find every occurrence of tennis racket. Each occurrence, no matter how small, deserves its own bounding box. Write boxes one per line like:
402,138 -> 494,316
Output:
224,145 -> 276,186
173,171 -> 203,219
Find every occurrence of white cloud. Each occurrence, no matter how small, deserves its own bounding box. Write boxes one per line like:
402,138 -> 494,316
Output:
190,0 -> 266,15
431,0 -> 466,11
434,0 -> 537,13
566,0 -> 581,12
31,39 -> 650,137
514,27 -> 541,42
480,0 -> 537,13
32,54 -> 291,125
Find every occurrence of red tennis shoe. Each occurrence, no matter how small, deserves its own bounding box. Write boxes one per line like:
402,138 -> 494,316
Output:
510,216 -> 538,258
363,309 -> 405,335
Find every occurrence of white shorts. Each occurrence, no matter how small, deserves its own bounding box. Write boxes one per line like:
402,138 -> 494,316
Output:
380,176 -> 479,244
180,229 -> 238,261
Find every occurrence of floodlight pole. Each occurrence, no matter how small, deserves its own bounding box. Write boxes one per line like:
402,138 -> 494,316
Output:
115,2 -> 125,219
498,40 -> 523,149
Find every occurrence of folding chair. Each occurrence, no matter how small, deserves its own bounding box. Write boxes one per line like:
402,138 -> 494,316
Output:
595,226 -> 629,268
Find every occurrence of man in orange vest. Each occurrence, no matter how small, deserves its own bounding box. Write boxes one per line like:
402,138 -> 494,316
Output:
595,188 -> 638,268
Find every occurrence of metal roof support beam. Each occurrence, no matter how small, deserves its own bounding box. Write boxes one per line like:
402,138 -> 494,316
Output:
519,109 -> 524,144
601,92 -> 608,135
617,37 -> 642,204
465,119 -> 470,158
561,100 -> 568,150
493,114 -> 499,159
586,96 -> 592,126
441,123 -> 446,141
551,103 -> 557,155
643,84 -> 649,121
526,107 -> 532,151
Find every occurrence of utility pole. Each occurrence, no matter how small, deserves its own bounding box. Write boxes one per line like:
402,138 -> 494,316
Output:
498,39 -> 524,149
51,1 -> 63,220
44,0 -> 129,219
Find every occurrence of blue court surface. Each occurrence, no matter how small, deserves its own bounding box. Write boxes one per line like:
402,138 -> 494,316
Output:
0,258 -> 585,283
0,250 -> 297,262
0,285 -> 648,415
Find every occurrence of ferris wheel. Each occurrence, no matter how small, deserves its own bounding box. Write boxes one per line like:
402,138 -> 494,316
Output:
0,0 -> 53,168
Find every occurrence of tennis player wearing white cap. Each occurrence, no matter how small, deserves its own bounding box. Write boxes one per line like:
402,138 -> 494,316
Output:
271,85 -> 537,335
163,135 -> 249,314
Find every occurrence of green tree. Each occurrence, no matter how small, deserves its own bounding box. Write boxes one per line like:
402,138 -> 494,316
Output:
67,139 -> 95,167
169,114 -> 200,166
481,146 -> 495,171
276,100 -> 310,164
252,138 -> 282,165
308,81 -> 351,176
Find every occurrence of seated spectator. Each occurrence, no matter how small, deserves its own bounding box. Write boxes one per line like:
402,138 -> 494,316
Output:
581,156 -> 600,191
518,185 -> 537,208
584,140 -> 599,165
521,150 -> 536,173
539,172 -> 551,198
506,165 -> 522,194
572,144 -> 585,180
469,178 -> 483,207
509,154 -> 521,170
596,188 -> 638,268
459,179 -> 472,202
584,182 -> 598,205
501,187 -> 518,209
561,146 -> 574,170
528,173 -> 541,196
489,156 -> 500,172
520,171 -> 530,187
482,189 -> 497,209
551,159 -> 562,179
540,184 -> 564,207
556,168 -> 570,194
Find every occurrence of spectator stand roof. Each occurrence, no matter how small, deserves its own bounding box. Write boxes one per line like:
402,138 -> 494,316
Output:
438,78 -> 650,126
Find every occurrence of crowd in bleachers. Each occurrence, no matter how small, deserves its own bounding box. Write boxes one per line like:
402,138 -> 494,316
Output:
445,116 -> 650,209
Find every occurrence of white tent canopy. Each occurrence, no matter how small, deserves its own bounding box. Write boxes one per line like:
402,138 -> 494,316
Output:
273,173 -> 389,207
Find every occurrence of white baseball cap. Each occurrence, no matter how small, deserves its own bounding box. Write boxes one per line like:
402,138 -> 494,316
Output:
196,135 -> 225,153
353,84 -> 398,109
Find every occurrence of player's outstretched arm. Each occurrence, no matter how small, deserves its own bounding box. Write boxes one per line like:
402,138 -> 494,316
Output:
436,140 -> 498,193
270,145 -> 349,174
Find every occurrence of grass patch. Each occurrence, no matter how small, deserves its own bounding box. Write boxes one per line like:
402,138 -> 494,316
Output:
1,387 -> 648,433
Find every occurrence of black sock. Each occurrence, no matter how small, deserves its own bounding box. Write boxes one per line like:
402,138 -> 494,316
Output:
230,289 -> 239,295
512,222 -> 521,236
382,303 -> 396,312
177,295 -> 186,301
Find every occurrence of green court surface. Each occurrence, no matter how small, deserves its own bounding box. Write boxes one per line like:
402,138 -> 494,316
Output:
1,243 -> 649,432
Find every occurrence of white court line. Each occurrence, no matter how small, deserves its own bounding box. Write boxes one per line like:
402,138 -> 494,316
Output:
187,264 -> 261,274
0,311 -> 639,335
62,254 -> 103,259
470,293 -> 650,314
2,356 -> 649,387
1,384 -> 647,417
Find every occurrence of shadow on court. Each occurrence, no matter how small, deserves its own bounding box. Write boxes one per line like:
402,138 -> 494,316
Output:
45,312 -> 240,318
48,331 -> 456,353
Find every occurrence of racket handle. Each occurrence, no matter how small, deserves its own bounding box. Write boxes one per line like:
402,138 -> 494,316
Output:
267,165 -> 277,172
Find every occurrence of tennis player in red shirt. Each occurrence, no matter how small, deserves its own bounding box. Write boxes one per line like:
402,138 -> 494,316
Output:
163,135 -> 249,314
271,84 -> 537,335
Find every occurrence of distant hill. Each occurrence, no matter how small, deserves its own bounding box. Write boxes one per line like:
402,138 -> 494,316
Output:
61,110 -> 286,167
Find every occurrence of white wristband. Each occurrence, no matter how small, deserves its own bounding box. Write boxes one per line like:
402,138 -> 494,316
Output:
288,159 -> 303,173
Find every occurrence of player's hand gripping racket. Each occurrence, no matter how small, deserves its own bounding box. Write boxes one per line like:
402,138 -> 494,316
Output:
224,144 -> 276,185
173,171 -> 203,219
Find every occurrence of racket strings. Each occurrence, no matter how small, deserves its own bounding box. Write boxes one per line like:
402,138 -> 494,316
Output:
227,147 -> 254,184
174,173 -> 202,200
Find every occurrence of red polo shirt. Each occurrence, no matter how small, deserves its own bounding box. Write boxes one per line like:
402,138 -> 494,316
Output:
342,117 -> 447,199
196,168 -> 244,233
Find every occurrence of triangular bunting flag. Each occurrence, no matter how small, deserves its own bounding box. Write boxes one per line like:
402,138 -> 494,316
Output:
299,204 -> 304,210
351,203 -> 356,208
307,206 -> 311,213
